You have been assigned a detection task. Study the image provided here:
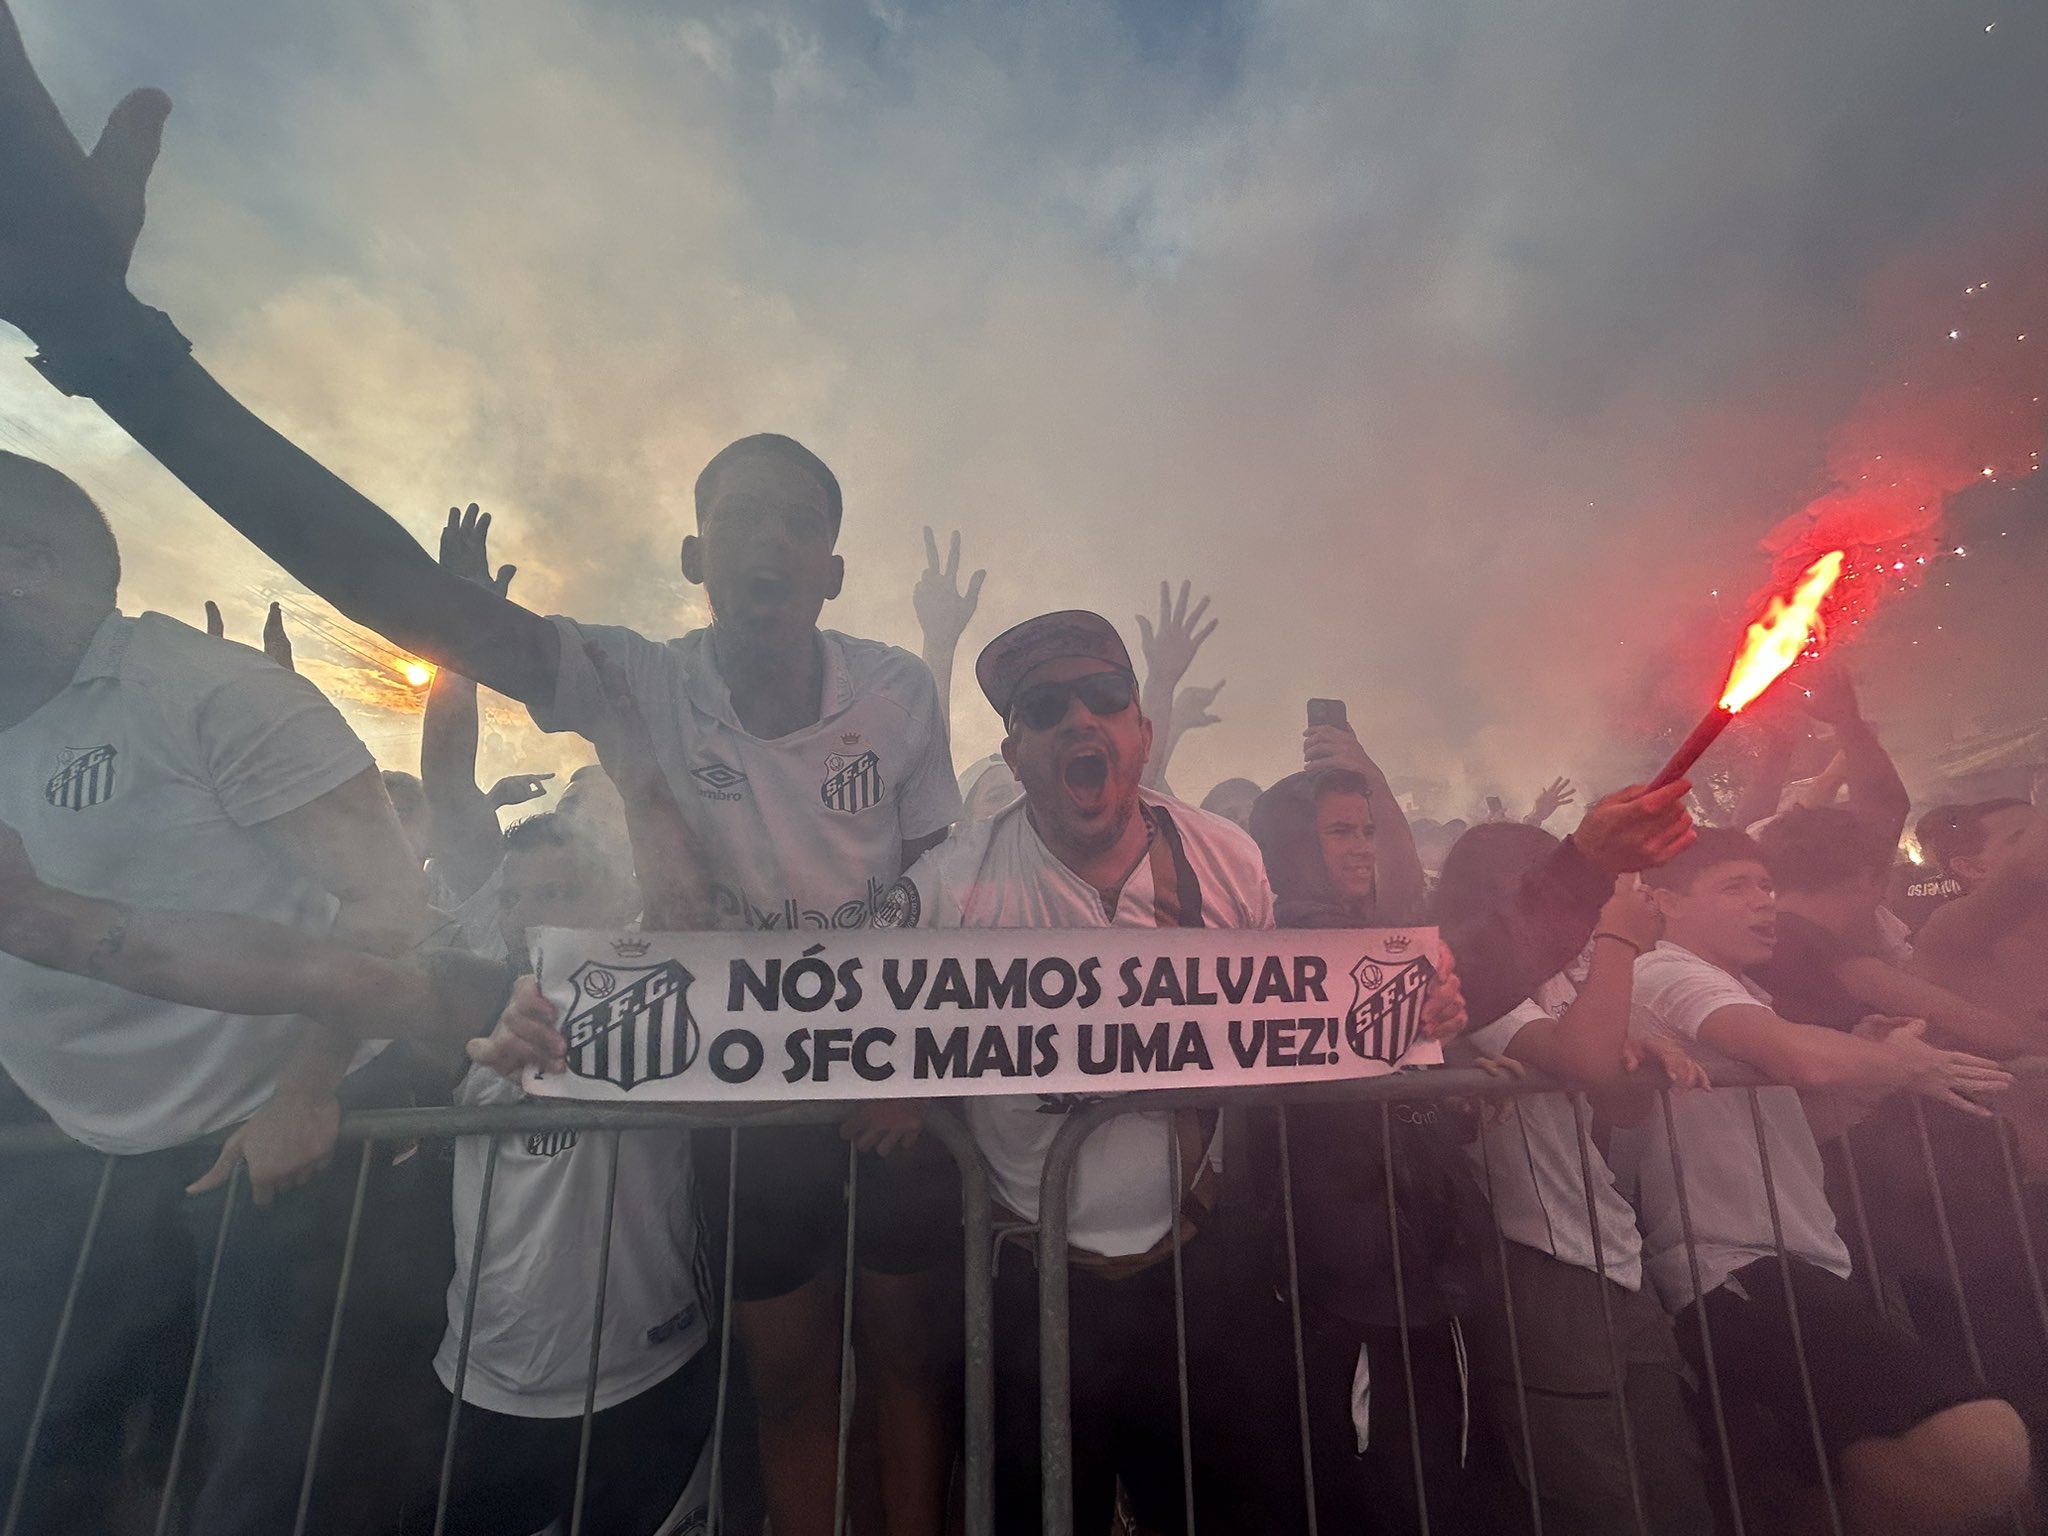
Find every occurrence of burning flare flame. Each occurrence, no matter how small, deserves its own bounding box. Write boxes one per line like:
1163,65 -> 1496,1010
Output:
1717,550 -> 1845,713
401,661 -> 434,688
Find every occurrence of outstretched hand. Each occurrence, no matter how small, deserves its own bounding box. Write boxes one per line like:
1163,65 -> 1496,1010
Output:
439,504 -> 514,594
1528,777 -> 1576,824
202,599 -> 295,670
1134,580 -> 1217,696
913,527 -> 984,654
1170,679 -> 1226,738
0,5 -> 170,342
468,972 -> 567,1080
487,773 -> 554,810
1571,783 -> 1696,874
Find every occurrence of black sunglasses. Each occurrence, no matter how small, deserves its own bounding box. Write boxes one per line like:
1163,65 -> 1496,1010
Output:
1009,670 -> 1138,732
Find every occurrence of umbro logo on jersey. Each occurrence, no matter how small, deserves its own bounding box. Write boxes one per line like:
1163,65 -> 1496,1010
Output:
1343,953 -> 1434,1066
820,749 -> 884,815
561,958 -> 701,1092
691,761 -> 747,802
45,744 -> 117,811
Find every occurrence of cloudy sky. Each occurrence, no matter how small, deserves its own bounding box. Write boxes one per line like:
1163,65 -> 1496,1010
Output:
4,0 -> 2044,811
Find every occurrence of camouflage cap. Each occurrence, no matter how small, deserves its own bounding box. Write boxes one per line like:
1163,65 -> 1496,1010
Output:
974,610 -> 1134,719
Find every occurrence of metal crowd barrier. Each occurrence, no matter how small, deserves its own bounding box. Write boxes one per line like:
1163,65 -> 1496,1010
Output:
1034,1066 -> 2048,1536
0,1101 -> 994,1536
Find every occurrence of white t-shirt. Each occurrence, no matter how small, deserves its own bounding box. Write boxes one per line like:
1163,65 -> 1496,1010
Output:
0,612 -> 376,1153
531,622 -> 960,930
434,1065 -> 708,1417
1612,942 -> 1851,1310
1466,961 -> 1645,1291
897,789 -> 1276,1257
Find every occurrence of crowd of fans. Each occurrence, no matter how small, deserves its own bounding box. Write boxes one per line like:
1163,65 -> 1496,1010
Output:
2,18 -> 2048,1536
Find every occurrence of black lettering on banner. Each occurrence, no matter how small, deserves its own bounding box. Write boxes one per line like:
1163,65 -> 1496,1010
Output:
1079,1024 -> 1116,1075
1076,957 -> 1103,1008
1267,1019 -> 1298,1067
835,958 -> 864,1011
1295,956 -> 1329,1002
1229,1020 -> 1264,1067
1217,957 -> 1254,1005
915,1026 -> 967,1079
1253,956 -> 1293,1004
1127,1020 -> 1171,1072
710,1030 -> 764,1082
884,958 -> 928,1009
927,958 -> 974,1009
1032,1024 -> 1060,1076
730,959 -> 778,1012
969,1027 -> 1017,1077
1169,1021 -> 1212,1072
853,1028 -> 895,1081
1030,958 -> 1078,1009
975,957 -> 1029,1009
1117,957 -> 1143,1008
784,945 -> 836,1012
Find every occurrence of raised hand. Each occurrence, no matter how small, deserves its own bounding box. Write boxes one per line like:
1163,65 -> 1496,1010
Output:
1799,664 -> 1863,730
1303,723 -> 1383,782
1421,944 -> 1470,1041
0,6 -> 170,343
1595,875 -> 1662,954
913,527 -> 985,655
1571,783 -> 1697,874
1134,580 -> 1217,697
1882,1020 -> 2014,1118
1171,679 -> 1226,739
1529,777 -> 1576,824
261,601 -> 294,670
439,503 -> 514,593
467,972 -> 566,1080
487,773 -> 555,810
1621,1034 -> 1709,1091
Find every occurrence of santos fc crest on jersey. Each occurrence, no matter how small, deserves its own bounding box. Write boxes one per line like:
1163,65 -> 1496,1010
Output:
46,744 -> 118,811
1343,949 -> 1436,1066
820,749 -> 884,815
560,957 -> 700,1091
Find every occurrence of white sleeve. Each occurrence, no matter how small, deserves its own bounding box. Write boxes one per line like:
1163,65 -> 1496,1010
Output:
1468,997 -> 1551,1058
194,661 -> 377,828
1631,953 -> 1761,1043
526,618 -> 671,742
892,663 -> 963,841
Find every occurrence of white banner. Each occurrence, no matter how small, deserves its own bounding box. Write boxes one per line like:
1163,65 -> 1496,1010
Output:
525,924 -> 1441,1103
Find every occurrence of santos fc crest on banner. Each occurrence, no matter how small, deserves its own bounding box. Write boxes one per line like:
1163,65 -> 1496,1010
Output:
1344,946 -> 1436,1066
560,956 -> 700,1091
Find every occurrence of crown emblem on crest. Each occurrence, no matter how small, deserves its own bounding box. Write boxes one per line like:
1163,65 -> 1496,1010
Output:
611,937 -> 651,958
839,732 -> 863,747
1384,934 -> 1412,954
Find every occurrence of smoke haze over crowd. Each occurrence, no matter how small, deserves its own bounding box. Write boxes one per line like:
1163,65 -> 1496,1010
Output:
3,0 -> 2044,805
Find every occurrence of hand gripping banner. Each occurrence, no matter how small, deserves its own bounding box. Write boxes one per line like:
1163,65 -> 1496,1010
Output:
526,924 -> 1442,1103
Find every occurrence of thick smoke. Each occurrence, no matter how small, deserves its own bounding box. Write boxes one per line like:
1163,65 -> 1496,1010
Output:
3,0 -> 2044,806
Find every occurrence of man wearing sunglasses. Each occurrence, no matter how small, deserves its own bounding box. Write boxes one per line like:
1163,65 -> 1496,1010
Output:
875,610 -> 1460,1533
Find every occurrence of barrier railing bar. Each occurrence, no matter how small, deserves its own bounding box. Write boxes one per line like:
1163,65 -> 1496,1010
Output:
1658,1090 -> 1747,1536
831,1143 -> 861,1536
706,1127 -> 740,1536
1744,1088 -> 1843,1536
1906,1099 -> 1987,1386
290,1139 -> 375,1536
933,1108 -> 996,1536
153,1163 -> 242,1536
1166,1124 -> 1197,1536
432,1136 -> 502,1536
1567,1092 -> 1649,1536
567,1130 -> 624,1536
1473,1109 -> 1543,1536
1,1151 -> 115,1536
1276,1107 -> 1323,1536
1993,1121 -> 2048,1352
1378,1101 -> 1431,1536
1832,1123 -> 1887,1314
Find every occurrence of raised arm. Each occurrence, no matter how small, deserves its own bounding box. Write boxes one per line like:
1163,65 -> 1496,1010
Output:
0,18 -> 560,701
1832,955 -> 2039,1059
1497,881 -> 1661,1087
913,526 -> 985,722
581,640 -> 711,929
1135,580 -> 1217,791
1800,668 -> 1910,842
1698,1003 -> 2012,1116
1303,723 -> 1426,922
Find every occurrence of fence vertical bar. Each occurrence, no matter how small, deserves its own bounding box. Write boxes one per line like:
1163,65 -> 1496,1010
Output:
1165,1124 -> 1197,1535
567,1130 -> 624,1536
1659,1090 -> 1748,1536
1567,1093 -> 1649,1536
706,1127 -> 741,1536
1907,1099 -> 1987,1385
1276,1108 -> 1323,1536
1379,1100 -> 1430,1536
290,1140 -> 375,1536
1744,1088 -> 1843,1536
832,1141 -> 860,1536
433,1135 -> 501,1536
1993,1121 -> 2048,1350
1832,1126 -> 1887,1313
1473,1110 -> 1543,1536
153,1163 -> 243,1536
2,1152 -> 115,1536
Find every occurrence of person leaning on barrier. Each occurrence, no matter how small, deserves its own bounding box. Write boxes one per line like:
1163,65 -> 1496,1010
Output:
1611,828 -> 2031,1536
0,33 -> 962,1536
1437,823 -> 1719,1536
862,609 -> 1460,1535
0,451 -> 445,1535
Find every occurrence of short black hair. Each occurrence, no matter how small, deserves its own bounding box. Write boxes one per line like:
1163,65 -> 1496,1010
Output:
1433,820 -> 1559,930
1916,799 -> 2030,878
503,811 -> 575,854
1758,807 -> 1896,893
693,434 -> 842,538
1309,768 -> 1374,804
0,451 -> 121,598
1643,827 -> 1765,892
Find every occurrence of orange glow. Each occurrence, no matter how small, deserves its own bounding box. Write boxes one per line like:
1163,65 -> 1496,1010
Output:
401,661 -> 434,688
1717,550 -> 1845,712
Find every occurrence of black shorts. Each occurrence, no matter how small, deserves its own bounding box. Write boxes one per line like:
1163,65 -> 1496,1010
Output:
697,1122 -> 962,1303
1681,1257 -> 1992,1472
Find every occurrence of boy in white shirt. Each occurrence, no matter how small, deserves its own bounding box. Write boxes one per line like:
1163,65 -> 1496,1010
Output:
1622,827 -> 2029,1536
